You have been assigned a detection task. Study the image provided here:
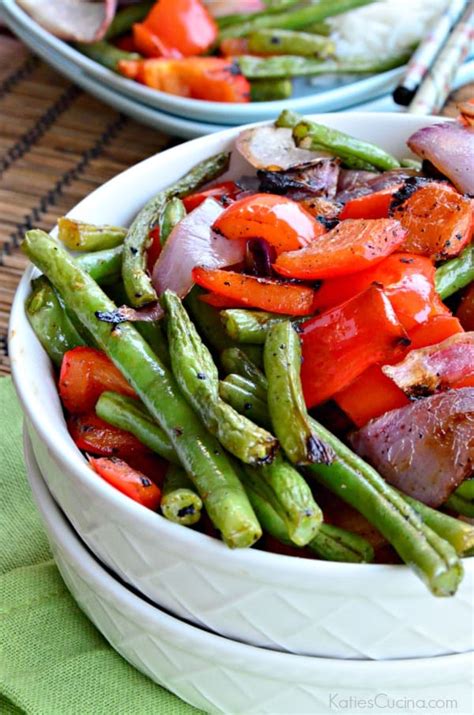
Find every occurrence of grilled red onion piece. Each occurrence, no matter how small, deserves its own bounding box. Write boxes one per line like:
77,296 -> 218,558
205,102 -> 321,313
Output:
258,158 -> 340,200
407,122 -> 474,196
95,301 -> 164,324
383,332 -> 474,399
336,169 -> 421,203
236,126 -> 330,171
245,238 -> 276,277
350,388 -> 474,507
17,0 -> 117,42
152,198 -> 245,300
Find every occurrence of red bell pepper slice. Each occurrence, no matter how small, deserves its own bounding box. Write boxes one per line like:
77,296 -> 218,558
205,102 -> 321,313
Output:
409,314 -> 463,349
339,185 -> 401,220
192,266 -> 316,315
132,22 -> 182,59
198,291 -> 248,309
334,365 -> 409,428
183,181 -> 240,212
89,456 -> 162,510
59,347 -> 136,414
117,59 -> 141,79
335,313 -> 464,427
391,182 -> 472,260
120,57 -> 250,102
300,285 -> 409,408
456,283 -> 474,332
311,253 -> 446,331
113,35 -> 138,53
68,412 -> 148,458
143,0 -> 217,57
274,218 -> 406,280
147,226 -> 162,273
212,193 -> 324,255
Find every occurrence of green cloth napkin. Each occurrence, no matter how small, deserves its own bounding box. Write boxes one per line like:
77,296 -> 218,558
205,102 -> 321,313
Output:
0,377 -> 201,715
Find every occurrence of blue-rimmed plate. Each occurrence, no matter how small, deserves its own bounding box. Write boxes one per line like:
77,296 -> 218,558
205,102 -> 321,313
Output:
3,0 -> 409,125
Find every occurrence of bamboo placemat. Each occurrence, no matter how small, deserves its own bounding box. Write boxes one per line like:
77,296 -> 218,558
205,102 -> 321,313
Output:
0,34 -> 472,375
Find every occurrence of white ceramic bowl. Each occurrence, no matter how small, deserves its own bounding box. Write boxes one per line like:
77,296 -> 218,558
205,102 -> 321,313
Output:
9,113 -> 474,660
24,432 -> 474,715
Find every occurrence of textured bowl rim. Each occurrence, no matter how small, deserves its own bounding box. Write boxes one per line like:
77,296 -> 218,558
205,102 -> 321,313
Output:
9,112 -> 473,587
24,427 -> 474,678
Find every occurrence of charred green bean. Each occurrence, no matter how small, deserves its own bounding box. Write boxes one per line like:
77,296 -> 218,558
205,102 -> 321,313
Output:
23,230 -> 261,549
264,320 -> 334,464
122,152 -> 229,307
58,218 -> 127,252
162,290 -> 278,465
161,465 -> 203,526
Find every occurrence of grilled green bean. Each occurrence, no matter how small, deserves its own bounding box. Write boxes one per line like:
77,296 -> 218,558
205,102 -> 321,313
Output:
454,478 -> 474,501
219,0 -> 374,39
106,2 -> 154,39
275,108 -> 302,128
306,418 -> 463,596
220,370 -> 464,594
105,282 -> 170,366
216,0 -> 300,30
248,29 -> 335,57
186,289 -> 264,366
402,493 -> 474,557
123,152 -> 230,307
75,41 -> 141,71
238,52 -> 409,81
241,457 -> 322,546
162,290 -> 278,465
161,465 -> 203,526
220,347 -> 268,398
23,230 -> 261,549
435,244 -> 474,300
58,218 -> 127,252
26,276 -> 86,367
76,246 -> 123,285
445,494 -> 474,519
292,119 -> 400,171
219,376 -> 272,429
265,320 -> 334,465
400,158 -> 423,170
246,485 -> 374,562
307,21 -> 331,36
159,197 -> 186,246
250,78 -> 292,102
96,391 -> 179,464
220,308 -> 306,344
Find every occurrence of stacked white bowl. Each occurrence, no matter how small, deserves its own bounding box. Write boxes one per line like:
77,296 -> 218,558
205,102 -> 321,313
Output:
10,114 -> 474,714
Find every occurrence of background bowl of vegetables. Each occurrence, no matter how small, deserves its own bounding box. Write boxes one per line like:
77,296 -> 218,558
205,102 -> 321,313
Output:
6,0 -> 449,125
9,111 -> 474,661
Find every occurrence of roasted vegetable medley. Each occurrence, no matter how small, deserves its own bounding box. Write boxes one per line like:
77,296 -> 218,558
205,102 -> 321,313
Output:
73,0 -> 411,103
23,110 -> 474,597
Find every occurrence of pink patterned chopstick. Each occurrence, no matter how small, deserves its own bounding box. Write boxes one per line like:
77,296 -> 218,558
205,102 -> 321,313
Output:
408,6 -> 473,116
393,0 -> 469,106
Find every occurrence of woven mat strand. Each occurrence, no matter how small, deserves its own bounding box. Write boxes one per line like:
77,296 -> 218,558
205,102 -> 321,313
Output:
0,35 -> 472,375
0,36 -> 170,375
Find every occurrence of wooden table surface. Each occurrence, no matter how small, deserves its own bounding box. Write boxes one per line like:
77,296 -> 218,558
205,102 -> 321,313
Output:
0,33 -> 473,375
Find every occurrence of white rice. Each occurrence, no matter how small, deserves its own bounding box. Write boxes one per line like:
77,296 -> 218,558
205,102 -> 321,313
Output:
330,0 -> 449,59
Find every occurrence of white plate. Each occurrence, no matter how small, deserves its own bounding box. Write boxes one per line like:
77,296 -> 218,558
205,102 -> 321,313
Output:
10,111 -> 474,661
1,7 -> 227,139
24,432 -> 474,715
2,0 -> 410,124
